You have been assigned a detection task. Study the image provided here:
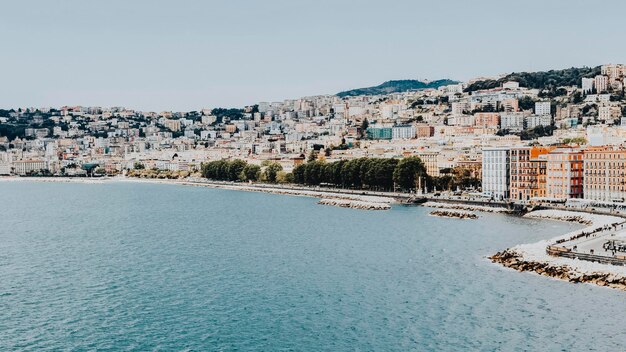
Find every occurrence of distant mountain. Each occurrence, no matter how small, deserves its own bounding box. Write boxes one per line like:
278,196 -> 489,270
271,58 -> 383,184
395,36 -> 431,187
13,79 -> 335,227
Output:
464,66 -> 601,93
336,79 -> 459,97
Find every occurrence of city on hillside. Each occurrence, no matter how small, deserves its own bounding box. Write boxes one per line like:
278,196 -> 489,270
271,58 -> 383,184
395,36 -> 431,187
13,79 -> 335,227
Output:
1,64 -> 626,207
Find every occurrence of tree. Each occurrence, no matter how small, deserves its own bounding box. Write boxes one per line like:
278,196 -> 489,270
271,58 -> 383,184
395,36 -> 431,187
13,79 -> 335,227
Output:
518,96 -> 535,111
572,91 -> 584,104
241,164 -> 261,182
133,162 -> 145,170
263,162 -> 283,183
276,171 -> 294,184
227,159 -> 247,181
360,118 -> 369,139
393,156 -> 428,191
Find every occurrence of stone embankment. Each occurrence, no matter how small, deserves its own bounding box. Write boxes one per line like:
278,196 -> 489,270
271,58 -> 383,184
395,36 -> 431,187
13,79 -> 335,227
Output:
422,201 -> 511,213
490,209 -> 626,290
317,198 -> 391,210
490,249 -> 626,290
429,209 -> 478,219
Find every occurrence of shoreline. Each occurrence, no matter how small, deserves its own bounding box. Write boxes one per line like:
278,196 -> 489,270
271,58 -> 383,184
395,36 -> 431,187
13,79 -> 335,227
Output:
0,176 -> 396,205
8,176 -> 626,289
490,209 -> 626,290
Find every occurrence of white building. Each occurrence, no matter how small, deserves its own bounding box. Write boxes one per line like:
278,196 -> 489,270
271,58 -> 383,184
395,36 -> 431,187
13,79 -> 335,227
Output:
391,125 -> 416,140
595,75 -> 608,93
582,77 -> 594,93
534,101 -> 551,116
525,115 -> 552,130
482,147 -> 510,200
500,112 -> 525,132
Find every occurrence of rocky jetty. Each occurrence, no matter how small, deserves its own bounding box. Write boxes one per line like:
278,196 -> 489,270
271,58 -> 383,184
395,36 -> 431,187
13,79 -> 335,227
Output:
429,209 -> 478,219
524,211 -> 593,225
422,201 -> 510,213
490,249 -> 626,290
317,198 -> 391,210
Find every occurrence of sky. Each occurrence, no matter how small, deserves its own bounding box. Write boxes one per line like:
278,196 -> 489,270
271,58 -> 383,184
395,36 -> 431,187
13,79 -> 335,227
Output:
1,0 -> 625,111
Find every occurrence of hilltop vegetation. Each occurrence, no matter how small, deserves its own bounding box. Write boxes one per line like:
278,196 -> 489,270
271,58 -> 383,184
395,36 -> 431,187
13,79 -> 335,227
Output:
465,66 -> 601,93
337,79 -> 459,97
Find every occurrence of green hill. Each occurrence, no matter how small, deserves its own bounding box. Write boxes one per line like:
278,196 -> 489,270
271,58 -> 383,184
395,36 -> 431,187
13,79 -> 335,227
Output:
465,66 -> 601,93
336,79 -> 459,97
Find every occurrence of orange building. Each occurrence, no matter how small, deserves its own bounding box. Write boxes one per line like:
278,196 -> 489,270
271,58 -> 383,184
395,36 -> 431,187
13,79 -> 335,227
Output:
474,112 -> 500,129
546,148 -> 584,200
583,146 -> 626,202
509,146 -> 554,201
415,125 -> 435,138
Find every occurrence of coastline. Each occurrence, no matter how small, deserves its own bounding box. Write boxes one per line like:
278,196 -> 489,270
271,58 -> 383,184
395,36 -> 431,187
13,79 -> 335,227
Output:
8,176 -> 626,289
0,176 -> 396,206
490,209 -> 626,290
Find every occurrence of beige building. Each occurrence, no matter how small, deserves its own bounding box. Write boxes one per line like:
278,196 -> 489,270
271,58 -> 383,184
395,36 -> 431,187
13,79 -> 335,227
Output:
583,146 -> 626,202
546,148 -> 584,199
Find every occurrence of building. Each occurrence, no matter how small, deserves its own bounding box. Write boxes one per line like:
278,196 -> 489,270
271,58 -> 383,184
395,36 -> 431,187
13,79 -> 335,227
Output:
595,75 -> 608,93
501,98 -> 519,112
474,113 -> 500,129
525,115 -> 552,130
546,148 -> 584,200
12,160 -> 48,175
583,147 -> 626,202
366,127 -> 392,140
509,147 -> 553,201
0,152 -> 10,175
482,147 -> 510,200
534,101 -> 551,116
415,125 -> 434,138
391,125 -> 416,140
417,151 -> 440,177
500,112 -> 525,132
582,77 -> 594,93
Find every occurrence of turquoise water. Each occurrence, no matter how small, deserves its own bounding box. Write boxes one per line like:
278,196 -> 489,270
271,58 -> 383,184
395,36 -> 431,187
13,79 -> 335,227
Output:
1,181 -> 625,351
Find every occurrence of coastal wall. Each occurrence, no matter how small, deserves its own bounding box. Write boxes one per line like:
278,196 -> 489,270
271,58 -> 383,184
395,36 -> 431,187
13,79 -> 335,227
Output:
490,210 -> 626,291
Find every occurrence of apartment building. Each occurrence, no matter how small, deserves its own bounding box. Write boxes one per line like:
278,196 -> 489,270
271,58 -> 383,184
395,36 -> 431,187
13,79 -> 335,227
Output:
474,113 -> 500,129
546,148 -> 584,199
509,147 -> 554,201
595,75 -> 609,93
417,151 -> 440,177
534,101 -> 551,116
12,160 -> 48,175
583,147 -> 626,202
482,147 -> 510,200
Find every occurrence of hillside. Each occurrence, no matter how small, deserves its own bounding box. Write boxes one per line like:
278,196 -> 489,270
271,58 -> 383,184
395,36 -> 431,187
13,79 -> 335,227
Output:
465,66 -> 601,93
336,79 -> 459,97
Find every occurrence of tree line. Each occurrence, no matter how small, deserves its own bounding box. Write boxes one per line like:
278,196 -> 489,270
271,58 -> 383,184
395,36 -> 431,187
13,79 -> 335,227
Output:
201,159 -> 285,183
200,156 -> 481,193
291,156 -> 429,191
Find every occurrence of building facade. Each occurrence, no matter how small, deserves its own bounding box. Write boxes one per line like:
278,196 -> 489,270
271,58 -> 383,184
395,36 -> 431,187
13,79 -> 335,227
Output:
583,147 -> 626,202
482,147 -> 510,200
546,148 -> 584,199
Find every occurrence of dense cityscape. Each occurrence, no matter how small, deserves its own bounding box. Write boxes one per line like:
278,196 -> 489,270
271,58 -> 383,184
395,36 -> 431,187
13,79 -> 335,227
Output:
6,1 -> 626,349
2,64 -> 626,205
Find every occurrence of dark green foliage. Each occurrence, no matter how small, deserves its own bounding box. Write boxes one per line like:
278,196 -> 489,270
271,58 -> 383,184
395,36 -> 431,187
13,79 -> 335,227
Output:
202,159 -> 247,181
263,162 -> 283,183
465,66 -> 601,93
242,164 -> 261,181
291,156 -> 428,192
210,108 -> 245,124
519,125 -> 556,140
518,96 -> 536,110
0,124 -> 27,140
337,79 -> 459,97
392,156 -> 428,191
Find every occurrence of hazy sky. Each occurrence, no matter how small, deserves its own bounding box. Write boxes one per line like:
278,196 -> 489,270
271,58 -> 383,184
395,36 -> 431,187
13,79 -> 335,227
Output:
1,0 -> 624,111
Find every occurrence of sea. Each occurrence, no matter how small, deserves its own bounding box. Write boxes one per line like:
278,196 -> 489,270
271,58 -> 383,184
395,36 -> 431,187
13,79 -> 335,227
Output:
1,181 -> 626,351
